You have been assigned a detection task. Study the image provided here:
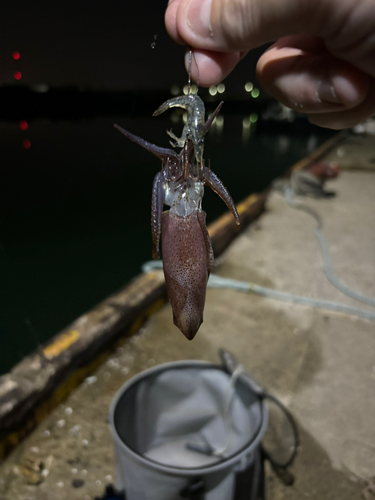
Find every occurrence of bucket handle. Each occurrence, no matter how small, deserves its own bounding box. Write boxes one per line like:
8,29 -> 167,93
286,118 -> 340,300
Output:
219,350 -> 300,470
260,393 -> 299,470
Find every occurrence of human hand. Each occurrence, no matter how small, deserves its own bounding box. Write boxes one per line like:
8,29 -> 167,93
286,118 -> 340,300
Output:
165,0 -> 375,129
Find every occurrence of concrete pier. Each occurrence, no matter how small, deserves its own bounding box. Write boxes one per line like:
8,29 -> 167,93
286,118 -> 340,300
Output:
0,131 -> 374,500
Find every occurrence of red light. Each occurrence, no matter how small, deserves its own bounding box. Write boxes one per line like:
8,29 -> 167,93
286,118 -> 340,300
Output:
19,120 -> 28,131
12,51 -> 20,60
14,71 -> 22,80
22,139 -> 31,149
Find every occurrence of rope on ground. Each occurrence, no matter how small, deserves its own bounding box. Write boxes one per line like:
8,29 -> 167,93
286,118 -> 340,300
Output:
208,274 -> 375,321
284,187 -> 375,308
141,260 -> 375,322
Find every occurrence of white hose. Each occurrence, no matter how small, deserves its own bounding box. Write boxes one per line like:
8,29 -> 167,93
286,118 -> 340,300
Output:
208,274 -> 375,321
142,260 -> 375,321
284,187 -> 375,308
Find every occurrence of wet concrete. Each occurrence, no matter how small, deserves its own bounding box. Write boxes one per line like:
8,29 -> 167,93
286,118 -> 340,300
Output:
1,132 -> 374,499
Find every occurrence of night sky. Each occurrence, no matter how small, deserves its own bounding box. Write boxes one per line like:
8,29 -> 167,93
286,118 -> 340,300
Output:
0,0 -> 262,91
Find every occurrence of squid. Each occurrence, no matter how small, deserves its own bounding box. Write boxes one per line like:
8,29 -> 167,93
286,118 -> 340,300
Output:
114,125 -> 240,340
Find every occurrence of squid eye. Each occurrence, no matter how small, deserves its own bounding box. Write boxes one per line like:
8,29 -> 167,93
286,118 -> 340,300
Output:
163,159 -> 183,181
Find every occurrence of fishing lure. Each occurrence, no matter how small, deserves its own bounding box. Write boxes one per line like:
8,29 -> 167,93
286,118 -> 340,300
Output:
153,94 -> 223,167
152,46 -> 223,168
114,125 -> 240,340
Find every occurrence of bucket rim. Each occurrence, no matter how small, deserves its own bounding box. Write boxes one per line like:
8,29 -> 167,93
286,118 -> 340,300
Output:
109,359 -> 268,476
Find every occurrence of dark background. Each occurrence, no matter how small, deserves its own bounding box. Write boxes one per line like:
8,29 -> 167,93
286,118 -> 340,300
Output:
0,1 -> 332,374
0,0 -> 262,90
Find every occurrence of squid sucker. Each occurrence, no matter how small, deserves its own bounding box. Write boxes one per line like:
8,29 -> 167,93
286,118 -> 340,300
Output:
114,125 -> 240,340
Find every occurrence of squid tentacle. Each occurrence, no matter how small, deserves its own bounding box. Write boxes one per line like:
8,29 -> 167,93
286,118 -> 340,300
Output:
151,171 -> 165,260
203,166 -> 241,226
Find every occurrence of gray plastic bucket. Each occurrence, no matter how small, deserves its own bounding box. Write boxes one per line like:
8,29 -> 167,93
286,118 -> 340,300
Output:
109,360 -> 268,500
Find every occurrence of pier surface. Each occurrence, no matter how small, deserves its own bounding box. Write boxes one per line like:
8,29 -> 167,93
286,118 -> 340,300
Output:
1,131 -> 374,499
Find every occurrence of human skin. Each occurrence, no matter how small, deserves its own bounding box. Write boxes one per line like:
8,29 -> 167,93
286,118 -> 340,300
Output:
165,0 -> 375,129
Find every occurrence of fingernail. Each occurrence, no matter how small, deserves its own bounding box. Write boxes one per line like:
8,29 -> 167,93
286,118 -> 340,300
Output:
317,78 -> 342,105
185,0 -> 213,39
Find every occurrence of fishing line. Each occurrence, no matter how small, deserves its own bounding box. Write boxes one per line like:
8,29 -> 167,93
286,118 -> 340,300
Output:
185,46 -> 200,93
187,47 -> 192,95
191,50 -> 200,88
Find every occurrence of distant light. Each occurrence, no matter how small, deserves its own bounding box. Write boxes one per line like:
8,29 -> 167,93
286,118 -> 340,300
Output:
209,86 -> 217,96
190,84 -> 198,94
14,71 -> 22,80
170,85 -> 180,96
217,83 -> 225,94
244,82 -> 253,92
251,88 -> 260,98
22,139 -> 31,149
31,83 -> 49,93
250,113 -> 258,123
242,117 -> 250,129
215,115 -> 224,131
242,116 -> 251,143
171,111 -> 180,124
183,85 -> 189,95
12,51 -> 20,60
19,120 -> 28,130
182,112 -> 187,124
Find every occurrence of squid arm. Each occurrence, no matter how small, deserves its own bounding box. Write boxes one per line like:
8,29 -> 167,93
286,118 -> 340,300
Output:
151,171 -> 165,260
203,101 -> 224,135
115,124 -> 179,260
203,166 -> 241,226
114,124 -> 178,162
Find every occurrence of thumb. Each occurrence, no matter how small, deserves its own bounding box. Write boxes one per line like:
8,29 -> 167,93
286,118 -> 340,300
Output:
165,0 -> 375,130
166,0 -> 321,53
166,0 -> 375,79
165,0 -> 330,84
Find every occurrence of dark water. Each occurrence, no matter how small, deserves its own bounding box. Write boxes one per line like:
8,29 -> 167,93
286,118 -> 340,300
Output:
0,113 -> 332,374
